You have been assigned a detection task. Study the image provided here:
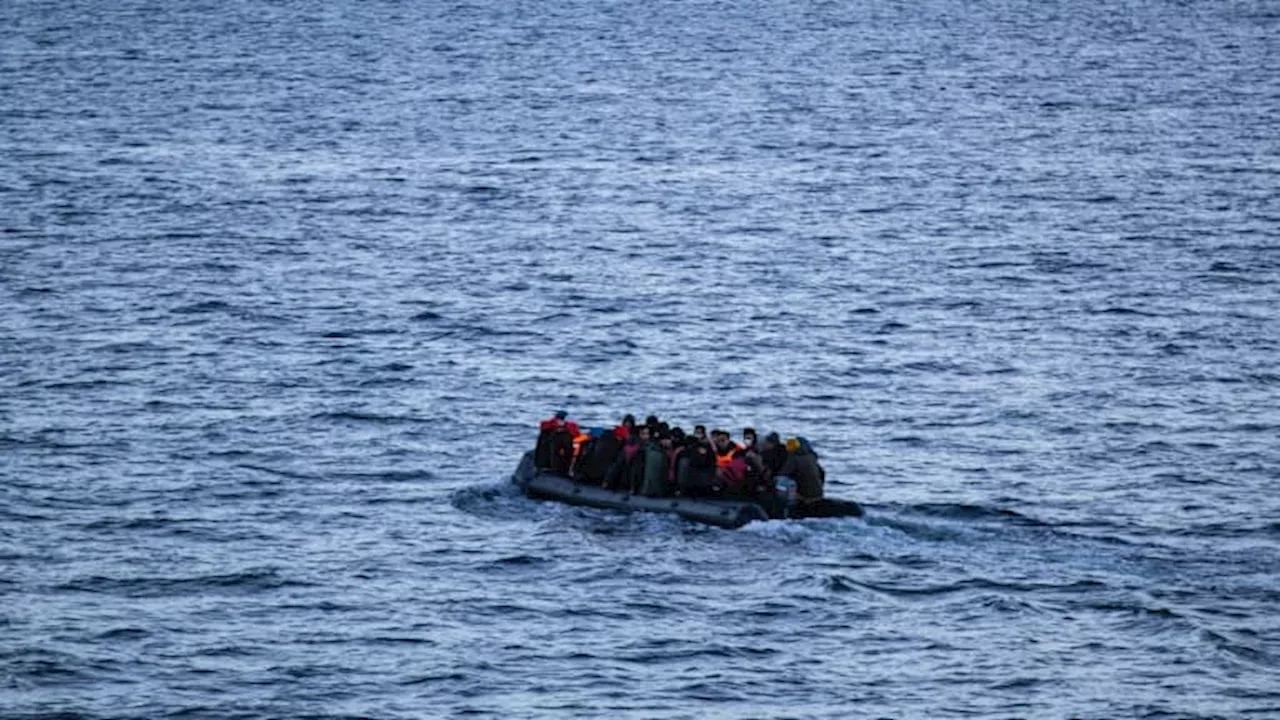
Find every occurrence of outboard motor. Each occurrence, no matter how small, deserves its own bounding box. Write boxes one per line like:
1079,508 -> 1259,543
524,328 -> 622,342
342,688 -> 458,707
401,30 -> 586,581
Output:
774,476 -> 799,518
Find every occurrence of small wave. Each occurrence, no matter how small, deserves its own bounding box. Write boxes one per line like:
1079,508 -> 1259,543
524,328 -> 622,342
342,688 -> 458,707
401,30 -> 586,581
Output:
490,554 -> 546,566
171,300 -> 232,315
1094,306 -> 1160,317
853,577 -> 1108,599
401,671 -> 469,685
94,627 -> 150,641
1200,629 -> 1278,668
893,502 -> 1049,527
990,676 -> 1045,691
332,469 -> 434,482
236,463 -> 317,480
0,648 -> 106,686
53,569 -> 312,598
321,327 -> 403,338
823,574 -> 859,593
310,411 -> 430,425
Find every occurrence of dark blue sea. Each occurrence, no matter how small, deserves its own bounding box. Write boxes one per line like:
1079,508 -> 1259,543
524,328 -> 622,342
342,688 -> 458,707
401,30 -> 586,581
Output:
3,1 -> 1278,717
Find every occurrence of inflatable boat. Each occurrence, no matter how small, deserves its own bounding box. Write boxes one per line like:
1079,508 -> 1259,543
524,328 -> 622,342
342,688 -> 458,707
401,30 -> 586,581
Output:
511,452 -> 863,529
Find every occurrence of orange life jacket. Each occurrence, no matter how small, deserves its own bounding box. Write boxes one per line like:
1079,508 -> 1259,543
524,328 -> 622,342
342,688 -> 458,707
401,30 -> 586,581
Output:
715,442 -> 745,468
572,432 -> 592,459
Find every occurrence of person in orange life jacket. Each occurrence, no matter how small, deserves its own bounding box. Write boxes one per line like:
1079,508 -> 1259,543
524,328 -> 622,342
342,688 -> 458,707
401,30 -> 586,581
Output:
535,410 -> 579,473
711,429 -> 745,467
711,429 -> 749,495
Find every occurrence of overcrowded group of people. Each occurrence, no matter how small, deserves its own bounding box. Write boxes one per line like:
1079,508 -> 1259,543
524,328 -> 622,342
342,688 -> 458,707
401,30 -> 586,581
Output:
533,411 -> 827,504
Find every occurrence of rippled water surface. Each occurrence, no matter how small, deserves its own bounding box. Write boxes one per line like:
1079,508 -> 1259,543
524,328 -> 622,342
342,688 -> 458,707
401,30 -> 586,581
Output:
3,1 -> 1279,717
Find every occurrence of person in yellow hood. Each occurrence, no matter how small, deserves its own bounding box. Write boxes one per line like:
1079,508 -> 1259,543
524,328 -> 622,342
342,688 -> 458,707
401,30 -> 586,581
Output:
778,436 -> 825,501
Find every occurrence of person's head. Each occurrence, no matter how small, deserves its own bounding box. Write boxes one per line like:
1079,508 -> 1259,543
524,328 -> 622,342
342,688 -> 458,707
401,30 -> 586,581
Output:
693,425 -> 707,441
763,432 -> 781,450
711,429 -> 729,450
670,427 -> 686,443
553,410 -> 568,425
785,437 -> 800,453
743,427 -> 757,446
622,414 -> 636,430
638,425 -> 651,441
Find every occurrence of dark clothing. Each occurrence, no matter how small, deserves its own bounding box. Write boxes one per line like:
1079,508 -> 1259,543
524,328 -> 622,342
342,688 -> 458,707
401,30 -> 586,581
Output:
625,446 -> 647,494
778,446 -> 825,500
686,439 -> 716,470
640,441 -> 669,497
679,439 -> 719,497
743,452 -> 767,497
606,437 -> 643,491
535,421 -> 575,475
761,445 -> 788,475
578,431 -> 622,484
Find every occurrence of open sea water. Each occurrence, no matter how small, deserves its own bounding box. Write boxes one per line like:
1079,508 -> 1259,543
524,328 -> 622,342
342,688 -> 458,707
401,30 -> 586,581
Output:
2,0 -> 1278,717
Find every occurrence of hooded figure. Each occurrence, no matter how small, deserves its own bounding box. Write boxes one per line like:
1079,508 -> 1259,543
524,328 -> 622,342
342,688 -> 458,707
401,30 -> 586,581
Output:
579,426 -> 623,484
640,434 -> 670,497
778,436 -> 824,500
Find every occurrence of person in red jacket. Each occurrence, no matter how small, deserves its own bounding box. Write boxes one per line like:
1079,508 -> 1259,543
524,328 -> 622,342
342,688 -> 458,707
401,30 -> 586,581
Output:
534,410 -> 579,474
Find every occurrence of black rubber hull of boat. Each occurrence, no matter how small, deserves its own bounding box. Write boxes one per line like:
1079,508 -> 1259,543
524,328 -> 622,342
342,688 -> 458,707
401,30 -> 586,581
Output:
511,452 -> 863,528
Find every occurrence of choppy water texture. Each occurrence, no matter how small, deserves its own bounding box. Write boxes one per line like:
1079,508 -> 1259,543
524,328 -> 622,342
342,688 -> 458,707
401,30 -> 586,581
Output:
3,1 -> 1279,718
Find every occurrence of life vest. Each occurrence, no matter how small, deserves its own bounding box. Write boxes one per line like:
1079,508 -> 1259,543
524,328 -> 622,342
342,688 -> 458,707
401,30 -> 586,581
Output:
571,432 -> 593,469
715,442 -> 745,468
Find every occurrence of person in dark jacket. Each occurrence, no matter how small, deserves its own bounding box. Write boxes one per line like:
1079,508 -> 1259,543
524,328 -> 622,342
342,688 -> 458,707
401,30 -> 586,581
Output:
579,426 -> 625,485
625,425 -> 653,493
678,431 -> 719,497
664,428 -> 686,489
606,424 -> 644,490
760,432 -> 789,479
606,424 -> 649,492
777,436 -> 825,501
640,431 -> 670,497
